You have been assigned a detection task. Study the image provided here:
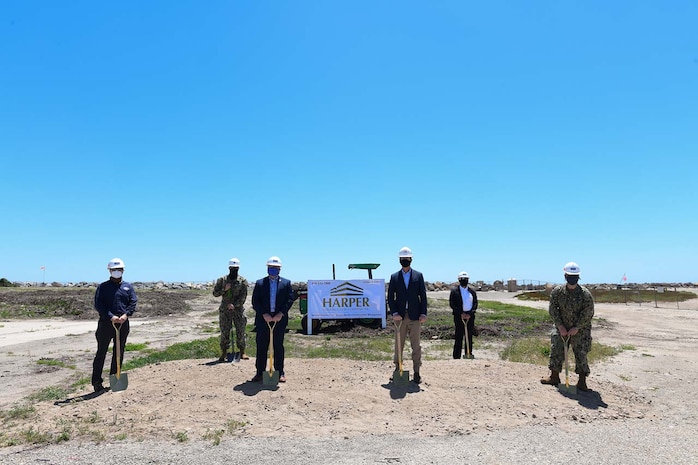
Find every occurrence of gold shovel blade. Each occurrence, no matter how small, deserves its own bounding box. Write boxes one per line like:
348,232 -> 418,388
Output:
109,373 -> 129,392
263,370 -> 279,386
558,383 -> 577,395
558,377 -> 577,395
392,369 -> 410,386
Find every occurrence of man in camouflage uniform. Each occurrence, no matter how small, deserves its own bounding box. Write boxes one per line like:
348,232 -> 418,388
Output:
541,261 -> 595,392
212,258 -> 249,362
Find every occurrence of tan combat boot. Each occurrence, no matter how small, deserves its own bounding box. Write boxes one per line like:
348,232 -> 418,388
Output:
577,374 -> 590,392
540,370 -> 560,386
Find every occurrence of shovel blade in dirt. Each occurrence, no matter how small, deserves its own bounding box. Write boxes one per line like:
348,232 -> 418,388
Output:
109,372 -> 128,392
263,370 -> 279,386
226,352 -> 234,362
558,381 -> 577,395
392,368 -> 409,386
463,353 -> 475,360
232,352 -> 241,363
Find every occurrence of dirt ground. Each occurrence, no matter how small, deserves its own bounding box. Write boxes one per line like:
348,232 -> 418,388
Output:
1,289 -> 697,445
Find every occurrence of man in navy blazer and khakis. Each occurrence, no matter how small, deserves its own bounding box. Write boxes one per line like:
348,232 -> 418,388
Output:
387,246 -> 428,384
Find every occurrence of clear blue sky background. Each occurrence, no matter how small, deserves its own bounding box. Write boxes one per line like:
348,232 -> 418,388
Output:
1,1 -> 696,285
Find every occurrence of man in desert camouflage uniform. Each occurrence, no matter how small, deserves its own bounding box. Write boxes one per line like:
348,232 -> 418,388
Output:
541,261 -> 595,392
213,258 -> 249,362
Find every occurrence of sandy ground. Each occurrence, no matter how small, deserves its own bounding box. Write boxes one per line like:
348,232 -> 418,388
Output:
1,289 -> 697,463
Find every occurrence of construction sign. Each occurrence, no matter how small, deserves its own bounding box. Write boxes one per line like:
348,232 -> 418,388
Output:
306,280 -> 386,334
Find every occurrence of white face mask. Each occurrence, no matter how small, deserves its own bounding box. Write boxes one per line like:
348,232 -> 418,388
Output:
110,270 -> 123,279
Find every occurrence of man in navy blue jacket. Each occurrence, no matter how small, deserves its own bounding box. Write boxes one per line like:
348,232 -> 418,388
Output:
91,257 -> 137,392
251,256 -> 295,383
387,247 -> 428,384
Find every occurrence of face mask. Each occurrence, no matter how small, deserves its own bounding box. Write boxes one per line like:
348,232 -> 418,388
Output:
268,267 -> 280,277
565,275 -> 580,286
400,258 -> 411,268
459,279 -> 469,287
228,268 -> 239,280
110,270 -> 123,279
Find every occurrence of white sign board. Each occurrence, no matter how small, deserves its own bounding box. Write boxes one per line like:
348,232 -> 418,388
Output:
307,279 -> 386,334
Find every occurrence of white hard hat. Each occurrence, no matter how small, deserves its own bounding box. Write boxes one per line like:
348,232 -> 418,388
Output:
398,247 -> 413,258
228,258 -> 240,268
266,256 -> 282,267
107,258 -> 125,270
458,271 -> 469,279
563,262 -> 581,275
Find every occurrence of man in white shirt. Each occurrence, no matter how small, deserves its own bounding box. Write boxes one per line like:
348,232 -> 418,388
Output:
449,271 -> 478,359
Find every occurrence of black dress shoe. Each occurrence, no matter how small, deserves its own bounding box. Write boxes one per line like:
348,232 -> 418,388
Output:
412,373 -> 421,384
93,384 -> 106,393
250,373 -> 263,383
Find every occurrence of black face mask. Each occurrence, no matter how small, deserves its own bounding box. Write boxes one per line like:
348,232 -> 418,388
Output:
400,258 -> 412,268
459,279 -> 469,287
228,268 -> 239,280
565,275 -> 579,286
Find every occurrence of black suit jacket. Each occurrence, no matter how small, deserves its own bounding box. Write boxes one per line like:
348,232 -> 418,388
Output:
387,268 -> 428,320
251,276 -> 295,321
449,285 -> 478,316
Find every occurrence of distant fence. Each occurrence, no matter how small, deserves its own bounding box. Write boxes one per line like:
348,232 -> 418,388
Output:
599,287 -> 686,310
514,285 -> 696,310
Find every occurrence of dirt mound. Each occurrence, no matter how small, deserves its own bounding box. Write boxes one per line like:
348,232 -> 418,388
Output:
12,358 -> 653,443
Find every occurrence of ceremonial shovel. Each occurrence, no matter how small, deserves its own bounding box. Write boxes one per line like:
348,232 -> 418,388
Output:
558,335 -> 577,395
392,321 -> 409,386
109,322 -> 129,392
463,318 -> 474,360
263,321 -> 279,386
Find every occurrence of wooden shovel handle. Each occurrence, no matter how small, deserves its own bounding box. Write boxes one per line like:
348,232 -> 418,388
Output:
463,318 -> 471,357
561,334 -> 571,387
266,321 -> 276,374
393,320 -> 403,374
112,322 -> 122,379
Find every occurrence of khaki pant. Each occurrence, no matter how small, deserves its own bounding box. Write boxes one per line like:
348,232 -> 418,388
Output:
393,316 -> 422,373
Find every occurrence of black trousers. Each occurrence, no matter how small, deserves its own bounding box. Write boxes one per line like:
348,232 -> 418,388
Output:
91,318 -> 130,386
255,316 -> 287,375
453,313 -> 475,359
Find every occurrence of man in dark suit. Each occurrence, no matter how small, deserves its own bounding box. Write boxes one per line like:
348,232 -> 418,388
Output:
250,256 -> 295,383
387,246 -> 428,384
449,271 -> 478,359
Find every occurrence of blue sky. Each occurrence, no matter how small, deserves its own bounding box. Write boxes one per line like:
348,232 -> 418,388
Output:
1,1 -> 696,285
